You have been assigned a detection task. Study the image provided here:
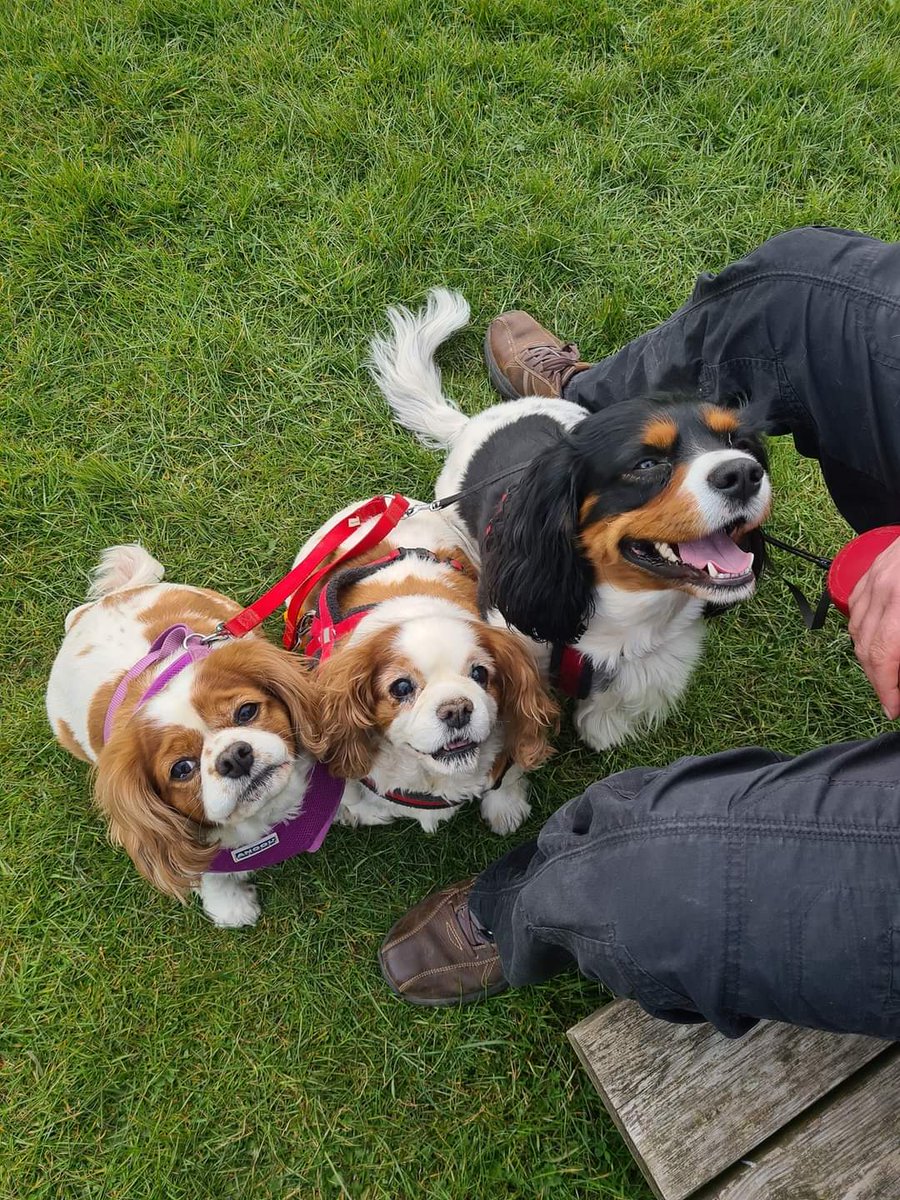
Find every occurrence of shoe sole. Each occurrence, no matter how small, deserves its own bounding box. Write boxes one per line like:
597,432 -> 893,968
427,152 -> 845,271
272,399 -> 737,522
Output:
378,948 -> 510,1008
483,329 -> 521,401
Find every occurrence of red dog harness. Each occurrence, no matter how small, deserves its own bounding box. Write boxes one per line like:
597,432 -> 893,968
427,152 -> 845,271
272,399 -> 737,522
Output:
549,642 -> 616,701
304,546 -> 470,662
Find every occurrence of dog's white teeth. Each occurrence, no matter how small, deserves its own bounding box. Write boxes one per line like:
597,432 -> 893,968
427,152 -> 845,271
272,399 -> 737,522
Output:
707,564 -> 720,578
654,541 -> 679,563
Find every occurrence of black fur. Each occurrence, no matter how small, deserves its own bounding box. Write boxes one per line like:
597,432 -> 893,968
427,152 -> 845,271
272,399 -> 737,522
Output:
479,438 -> 596,644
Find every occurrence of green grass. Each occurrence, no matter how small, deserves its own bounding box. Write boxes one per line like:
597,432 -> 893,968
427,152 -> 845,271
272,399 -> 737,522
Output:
3,0 -> 899,1195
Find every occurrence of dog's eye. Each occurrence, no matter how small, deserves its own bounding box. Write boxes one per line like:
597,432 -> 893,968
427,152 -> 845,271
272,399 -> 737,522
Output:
633,457 -> 662,471
470,664 -> 489,686
389,677 -> 416,700
731,437 -> 757,454
235,702 -> 259,725
170,758 -> 198,782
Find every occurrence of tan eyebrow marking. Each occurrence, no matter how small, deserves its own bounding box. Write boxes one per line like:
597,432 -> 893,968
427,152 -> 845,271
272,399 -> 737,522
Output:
701,405 -> 740,434
641,416 -> 679,451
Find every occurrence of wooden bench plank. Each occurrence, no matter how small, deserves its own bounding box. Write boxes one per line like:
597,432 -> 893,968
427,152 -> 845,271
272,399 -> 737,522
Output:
568,1001 -> 890,1200
698,1048 -> 900,1199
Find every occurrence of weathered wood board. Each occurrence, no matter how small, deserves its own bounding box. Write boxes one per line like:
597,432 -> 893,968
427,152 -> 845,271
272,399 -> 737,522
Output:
696,1048 -> 900,1200
568,1000 -> 891,1200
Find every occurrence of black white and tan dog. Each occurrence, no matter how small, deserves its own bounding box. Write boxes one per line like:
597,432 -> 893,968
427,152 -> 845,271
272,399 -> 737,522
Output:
368,289 -> 771,751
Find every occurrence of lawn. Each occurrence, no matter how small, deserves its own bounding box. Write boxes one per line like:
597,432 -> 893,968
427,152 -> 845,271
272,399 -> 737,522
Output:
3,0 -> 899,1196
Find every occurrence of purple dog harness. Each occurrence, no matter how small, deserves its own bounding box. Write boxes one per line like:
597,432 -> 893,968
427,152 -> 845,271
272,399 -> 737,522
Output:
103,624 -> 215,744
103,623 -> 344,871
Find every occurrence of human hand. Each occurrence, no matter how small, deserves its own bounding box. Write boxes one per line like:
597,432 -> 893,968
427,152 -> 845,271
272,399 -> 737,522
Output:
848,536 -> 900,719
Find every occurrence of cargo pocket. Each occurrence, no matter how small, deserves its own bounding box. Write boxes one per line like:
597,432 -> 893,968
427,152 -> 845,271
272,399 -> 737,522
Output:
538,923 -> 694,1012
795,885 -> 900,1034
700,358 -> 812,450
699,357 -> 782,405
889,927 -> 900,1014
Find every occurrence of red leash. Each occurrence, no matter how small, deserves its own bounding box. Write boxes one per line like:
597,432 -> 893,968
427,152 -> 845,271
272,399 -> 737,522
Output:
219,467 -> 531,648
215,494 -> 410,647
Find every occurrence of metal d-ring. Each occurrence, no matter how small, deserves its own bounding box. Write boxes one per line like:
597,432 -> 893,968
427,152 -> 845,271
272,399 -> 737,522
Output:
183,624 -> 232,650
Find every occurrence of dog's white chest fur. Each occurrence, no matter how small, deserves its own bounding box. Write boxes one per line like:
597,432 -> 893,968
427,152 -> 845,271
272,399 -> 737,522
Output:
571,587 -> 706,751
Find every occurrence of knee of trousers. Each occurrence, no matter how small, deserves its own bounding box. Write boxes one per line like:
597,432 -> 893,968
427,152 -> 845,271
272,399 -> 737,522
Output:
744,224 -> 874,274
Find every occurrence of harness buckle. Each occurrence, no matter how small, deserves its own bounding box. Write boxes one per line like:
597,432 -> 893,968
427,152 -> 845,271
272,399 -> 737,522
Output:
287,610 -> 315,650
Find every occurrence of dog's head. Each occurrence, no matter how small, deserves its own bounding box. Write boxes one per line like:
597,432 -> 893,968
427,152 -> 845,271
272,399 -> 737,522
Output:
314,600 -> 557,782
481,397 -> 771,644
94,639 -> 324,898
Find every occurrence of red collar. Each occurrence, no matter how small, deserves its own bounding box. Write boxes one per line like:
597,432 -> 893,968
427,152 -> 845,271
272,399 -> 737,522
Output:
361,778 -> 458,810
361,757 -> 512,811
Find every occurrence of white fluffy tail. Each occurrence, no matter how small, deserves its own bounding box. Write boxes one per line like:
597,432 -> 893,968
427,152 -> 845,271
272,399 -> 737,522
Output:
87,544 -> 165,600
368,287 -> 471,449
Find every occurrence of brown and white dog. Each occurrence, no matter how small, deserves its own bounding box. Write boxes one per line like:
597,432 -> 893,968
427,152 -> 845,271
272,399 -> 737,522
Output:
294,502 -> 558,834
46,545 -> 324,927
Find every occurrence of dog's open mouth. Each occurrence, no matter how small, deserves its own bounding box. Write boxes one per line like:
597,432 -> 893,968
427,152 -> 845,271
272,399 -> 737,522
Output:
620,525 -> 755,589
432,738 -> 479,763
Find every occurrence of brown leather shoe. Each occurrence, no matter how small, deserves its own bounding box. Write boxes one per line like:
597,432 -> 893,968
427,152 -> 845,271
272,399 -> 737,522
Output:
379,877 -> 509,1006
484,310 -> 591,399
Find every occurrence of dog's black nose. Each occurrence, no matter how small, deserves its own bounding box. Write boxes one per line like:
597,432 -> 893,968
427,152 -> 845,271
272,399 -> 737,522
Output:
216,741 -> 254,779
708,457 -> 764,504
437,699 -> 474,730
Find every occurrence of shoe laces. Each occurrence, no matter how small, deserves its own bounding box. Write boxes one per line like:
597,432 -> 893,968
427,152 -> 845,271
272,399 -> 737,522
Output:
521,342 -> 581,378
454,900 -> 493,950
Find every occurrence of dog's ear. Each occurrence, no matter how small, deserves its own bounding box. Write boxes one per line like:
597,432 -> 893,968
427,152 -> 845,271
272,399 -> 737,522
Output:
480,440 -> 595,644
314,639 -> 380,779
478,624 -> 558,770
94,735 -> 215,900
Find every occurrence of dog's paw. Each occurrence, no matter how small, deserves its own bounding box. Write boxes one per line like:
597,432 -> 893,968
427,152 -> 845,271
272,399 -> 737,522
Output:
481,787 -> 531,835
199,874 -> 261,928
573,695 -> 637,751
416,807 -> 459,834
336,803 -> 361,827
209,887 -> 261,928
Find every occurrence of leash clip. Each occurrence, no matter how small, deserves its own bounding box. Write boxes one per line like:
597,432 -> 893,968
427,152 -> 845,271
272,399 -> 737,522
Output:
184,623 -> 232,650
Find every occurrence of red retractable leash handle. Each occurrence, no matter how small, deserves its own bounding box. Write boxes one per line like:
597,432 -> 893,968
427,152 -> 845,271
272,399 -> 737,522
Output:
827,525 -> 900,618
762,525 -> 900,626
215,494 -> 410,647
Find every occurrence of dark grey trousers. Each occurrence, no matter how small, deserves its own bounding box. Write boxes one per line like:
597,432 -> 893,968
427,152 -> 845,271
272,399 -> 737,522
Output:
567,224 -> 900,534
471,227 -> 900,1038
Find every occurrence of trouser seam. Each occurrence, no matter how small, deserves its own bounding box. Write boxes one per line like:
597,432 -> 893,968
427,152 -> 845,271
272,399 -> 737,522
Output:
605,269 -> 900,367
475,816 -> 900,901
686,268 -> 900,314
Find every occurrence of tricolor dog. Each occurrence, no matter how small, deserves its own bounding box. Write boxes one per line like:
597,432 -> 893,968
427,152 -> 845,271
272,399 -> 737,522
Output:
368,289 -> 772,751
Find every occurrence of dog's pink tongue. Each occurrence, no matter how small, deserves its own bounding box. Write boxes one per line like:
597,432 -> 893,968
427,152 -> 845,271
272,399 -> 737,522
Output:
677,530 -> 753,574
